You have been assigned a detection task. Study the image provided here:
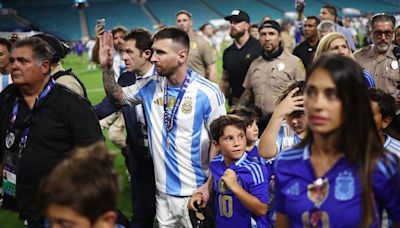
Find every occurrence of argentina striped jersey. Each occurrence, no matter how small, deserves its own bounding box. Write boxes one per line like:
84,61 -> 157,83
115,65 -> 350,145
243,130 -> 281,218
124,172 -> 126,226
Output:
122,69 -> 226,196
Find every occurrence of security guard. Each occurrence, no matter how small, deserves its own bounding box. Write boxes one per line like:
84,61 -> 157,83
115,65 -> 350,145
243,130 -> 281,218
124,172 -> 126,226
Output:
240,20 -> 305,131
354,13 -> 399,100
354,13 -> 400,139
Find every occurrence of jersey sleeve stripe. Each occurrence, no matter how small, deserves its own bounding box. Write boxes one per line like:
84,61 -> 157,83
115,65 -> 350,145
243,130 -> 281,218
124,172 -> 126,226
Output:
244,165 -> 258,185
195,76 -> 224,106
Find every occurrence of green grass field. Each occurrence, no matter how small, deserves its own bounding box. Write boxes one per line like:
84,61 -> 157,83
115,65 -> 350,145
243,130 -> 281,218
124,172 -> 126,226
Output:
0,49 -> 226,227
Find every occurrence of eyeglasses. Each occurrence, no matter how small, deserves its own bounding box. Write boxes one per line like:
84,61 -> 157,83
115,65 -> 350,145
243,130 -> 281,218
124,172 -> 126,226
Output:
372,30 -> 394,38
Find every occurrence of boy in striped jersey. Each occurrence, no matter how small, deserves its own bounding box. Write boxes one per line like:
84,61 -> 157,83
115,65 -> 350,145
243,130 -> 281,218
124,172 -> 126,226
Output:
369,88 -> 400,157
189,115 -> 269,227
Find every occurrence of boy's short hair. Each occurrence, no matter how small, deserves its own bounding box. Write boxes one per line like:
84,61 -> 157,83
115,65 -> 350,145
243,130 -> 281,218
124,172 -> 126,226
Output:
227,105 -> 260,126
276,80 -> 306,104
368,88 -> 396,119
210,115 -> 247,142
38,141 -> 119,224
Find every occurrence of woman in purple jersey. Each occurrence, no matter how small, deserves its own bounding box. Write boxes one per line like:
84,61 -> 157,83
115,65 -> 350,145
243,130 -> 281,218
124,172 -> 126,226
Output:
275,54 -> 400,227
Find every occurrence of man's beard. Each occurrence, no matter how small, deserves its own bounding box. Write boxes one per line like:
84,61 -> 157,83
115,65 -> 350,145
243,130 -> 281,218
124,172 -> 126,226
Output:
374,42 -> 390,54
230,30 -> 245,39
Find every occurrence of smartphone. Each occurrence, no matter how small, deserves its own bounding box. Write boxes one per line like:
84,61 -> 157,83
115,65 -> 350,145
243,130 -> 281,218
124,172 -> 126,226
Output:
295,0 -> 305,10
96,18 -> 106,30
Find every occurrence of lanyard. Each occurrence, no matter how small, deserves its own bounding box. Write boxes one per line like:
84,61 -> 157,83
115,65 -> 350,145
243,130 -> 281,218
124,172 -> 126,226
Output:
7,78 -> 55,155
163,69 -> 192,132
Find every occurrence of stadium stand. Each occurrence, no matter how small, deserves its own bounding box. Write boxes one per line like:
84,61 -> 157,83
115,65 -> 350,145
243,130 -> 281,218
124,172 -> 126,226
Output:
201,0 -> 282,23
1,0 -> 400,41
145,0 -> 221,29
85,0 -> 154,37
314,0 -> 396,15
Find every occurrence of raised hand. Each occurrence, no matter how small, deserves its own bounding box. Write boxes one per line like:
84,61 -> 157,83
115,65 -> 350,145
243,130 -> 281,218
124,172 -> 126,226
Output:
98,32 -> 114,70
274,87 -> 305,119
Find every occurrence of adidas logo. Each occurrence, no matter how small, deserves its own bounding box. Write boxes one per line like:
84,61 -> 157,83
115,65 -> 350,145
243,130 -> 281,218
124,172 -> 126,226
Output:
286,182 -> 300,196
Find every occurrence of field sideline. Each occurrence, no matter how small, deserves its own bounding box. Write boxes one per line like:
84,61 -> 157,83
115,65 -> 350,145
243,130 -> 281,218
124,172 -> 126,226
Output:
0,50 -> 225,227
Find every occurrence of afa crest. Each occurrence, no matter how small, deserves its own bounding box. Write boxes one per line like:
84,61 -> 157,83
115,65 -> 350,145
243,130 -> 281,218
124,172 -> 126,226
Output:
181,97 -> 193,114
218,179 -> 228,194
191,42 -> 198,50
334,170 -> 355,201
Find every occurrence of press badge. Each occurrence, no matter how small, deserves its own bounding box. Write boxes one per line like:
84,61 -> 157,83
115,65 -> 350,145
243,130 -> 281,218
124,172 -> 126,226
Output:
2,150 -> 18,197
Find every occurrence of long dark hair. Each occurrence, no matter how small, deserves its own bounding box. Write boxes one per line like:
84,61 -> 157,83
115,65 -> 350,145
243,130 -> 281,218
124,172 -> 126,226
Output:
300,54 -> 383,227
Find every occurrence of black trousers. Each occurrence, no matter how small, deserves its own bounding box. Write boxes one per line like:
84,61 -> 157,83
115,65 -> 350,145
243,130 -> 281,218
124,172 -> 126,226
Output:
126,147 -> 156,228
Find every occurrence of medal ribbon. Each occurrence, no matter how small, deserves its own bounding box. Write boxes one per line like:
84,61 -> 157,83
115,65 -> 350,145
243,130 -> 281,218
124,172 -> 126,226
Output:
8,78 -> 56,154
163,68 -> 192,132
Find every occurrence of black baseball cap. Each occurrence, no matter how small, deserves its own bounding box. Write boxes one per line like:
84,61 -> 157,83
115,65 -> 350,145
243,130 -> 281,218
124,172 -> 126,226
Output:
224,9 -> 250,23
259,20 -> 282,33
33,33 -> 67,63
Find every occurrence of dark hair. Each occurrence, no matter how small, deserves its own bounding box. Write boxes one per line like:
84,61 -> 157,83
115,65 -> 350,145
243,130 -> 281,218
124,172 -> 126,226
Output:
38,141 -> 119,224
228,105 -> 260,126
0,38 -> 12,53
175,10 -> 192,19
276,80 -> 306,104
210,115 -> 247,142
111,26 -> 128,36
124,28 -> 153,55
371,13 -> 396,30
199,23 -> 212,32
153,27 -> 190,51
306,16 -> 320,25
322,5 -> 337,18
368,88 -> 397,119
302,54 -> 383,227
250,23 -> 259,29
13,37 -> 53,66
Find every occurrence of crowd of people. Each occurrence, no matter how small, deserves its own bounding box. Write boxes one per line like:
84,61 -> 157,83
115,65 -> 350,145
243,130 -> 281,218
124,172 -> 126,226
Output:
0,3 -> 400,228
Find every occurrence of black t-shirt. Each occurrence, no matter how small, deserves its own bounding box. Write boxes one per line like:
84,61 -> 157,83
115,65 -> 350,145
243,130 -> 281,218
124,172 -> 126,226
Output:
0,83 -> 103,218
292,40 -> 318,69
223,36 -> 262,98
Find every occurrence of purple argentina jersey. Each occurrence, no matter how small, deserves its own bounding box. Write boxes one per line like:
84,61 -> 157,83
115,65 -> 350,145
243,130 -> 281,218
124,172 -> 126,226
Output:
274,143 -> 400,227
210,153 -> 270,228
246,144 -> 267,166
